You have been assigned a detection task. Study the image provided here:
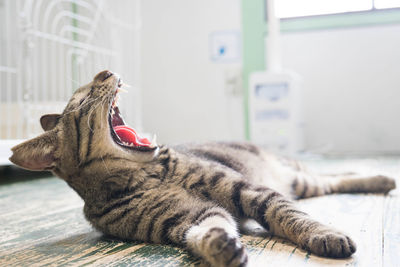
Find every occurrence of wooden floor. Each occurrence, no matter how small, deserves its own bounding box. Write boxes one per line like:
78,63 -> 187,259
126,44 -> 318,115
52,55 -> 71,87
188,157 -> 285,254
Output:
0,158 -> 399,267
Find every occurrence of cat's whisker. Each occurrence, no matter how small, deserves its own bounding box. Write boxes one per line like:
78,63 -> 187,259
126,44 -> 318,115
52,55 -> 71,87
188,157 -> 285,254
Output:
87,98 -> 105,132
64,94 -> 103,115
100,154 -> 111,175
150,134 -> 157,148
99,96 -> 109,130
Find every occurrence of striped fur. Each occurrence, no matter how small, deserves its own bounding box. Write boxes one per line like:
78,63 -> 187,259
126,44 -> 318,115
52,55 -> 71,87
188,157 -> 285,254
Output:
10,70 -> 396,266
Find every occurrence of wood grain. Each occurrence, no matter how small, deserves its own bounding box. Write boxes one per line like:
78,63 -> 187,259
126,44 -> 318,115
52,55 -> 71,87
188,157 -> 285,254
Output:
0,158 -> 399,266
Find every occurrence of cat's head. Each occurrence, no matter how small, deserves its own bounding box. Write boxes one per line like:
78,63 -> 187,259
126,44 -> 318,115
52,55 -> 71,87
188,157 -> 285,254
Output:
9,70 -> 159,176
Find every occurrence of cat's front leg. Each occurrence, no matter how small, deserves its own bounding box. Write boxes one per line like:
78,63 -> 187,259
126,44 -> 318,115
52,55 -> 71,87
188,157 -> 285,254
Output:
185,206 -> 248,267
240,186 -> 357,258
88,186 -> 247,266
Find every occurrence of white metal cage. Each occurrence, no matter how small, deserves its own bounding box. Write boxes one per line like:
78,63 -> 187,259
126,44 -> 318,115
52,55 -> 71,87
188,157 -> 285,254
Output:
0,0 -> 142,164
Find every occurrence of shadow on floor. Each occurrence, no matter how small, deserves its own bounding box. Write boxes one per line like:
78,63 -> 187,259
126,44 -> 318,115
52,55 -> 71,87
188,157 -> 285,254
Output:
0,165 -> 53,185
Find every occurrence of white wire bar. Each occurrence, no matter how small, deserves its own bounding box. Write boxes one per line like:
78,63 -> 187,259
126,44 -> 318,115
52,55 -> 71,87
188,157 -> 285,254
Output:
0,0 -> 142,142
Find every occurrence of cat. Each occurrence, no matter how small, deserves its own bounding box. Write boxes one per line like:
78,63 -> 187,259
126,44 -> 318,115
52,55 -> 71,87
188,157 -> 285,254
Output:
10,70 -> 396,267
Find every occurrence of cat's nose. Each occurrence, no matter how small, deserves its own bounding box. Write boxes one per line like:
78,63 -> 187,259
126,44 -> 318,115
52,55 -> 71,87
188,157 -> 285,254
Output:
94,70 -> 113,82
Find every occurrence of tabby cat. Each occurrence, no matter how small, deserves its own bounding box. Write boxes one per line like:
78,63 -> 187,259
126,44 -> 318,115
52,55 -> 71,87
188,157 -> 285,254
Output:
10,70 -> 396,267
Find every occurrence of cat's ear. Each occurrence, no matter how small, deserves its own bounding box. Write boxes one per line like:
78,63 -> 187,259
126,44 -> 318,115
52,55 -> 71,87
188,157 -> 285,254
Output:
40,114 -> 61,131
9,130 -> 58,171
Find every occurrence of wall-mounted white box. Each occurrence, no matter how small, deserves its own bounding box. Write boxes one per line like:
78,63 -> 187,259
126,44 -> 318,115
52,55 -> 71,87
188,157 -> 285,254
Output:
249,71 -> 304,155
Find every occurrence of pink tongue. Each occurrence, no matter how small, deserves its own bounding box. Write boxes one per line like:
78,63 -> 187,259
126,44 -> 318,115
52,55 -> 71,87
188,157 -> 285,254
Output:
114,125 -> 151,147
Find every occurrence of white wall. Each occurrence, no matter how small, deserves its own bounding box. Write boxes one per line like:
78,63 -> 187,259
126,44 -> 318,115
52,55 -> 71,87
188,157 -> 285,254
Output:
140,0 -> 243,144
281,24 -> 400,154
141,1 -> 400,154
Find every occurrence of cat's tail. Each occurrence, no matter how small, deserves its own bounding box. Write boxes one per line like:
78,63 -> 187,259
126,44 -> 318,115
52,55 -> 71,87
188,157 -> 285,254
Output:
291,173 -> 396,199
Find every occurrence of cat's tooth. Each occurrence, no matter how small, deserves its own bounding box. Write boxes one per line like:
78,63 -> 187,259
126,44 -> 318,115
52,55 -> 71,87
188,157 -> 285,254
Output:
129,143 -> 134,147
117,87 -> 128,93
150,134 -> 157,147
114,96 -> 117,105
115,94 -> 120,106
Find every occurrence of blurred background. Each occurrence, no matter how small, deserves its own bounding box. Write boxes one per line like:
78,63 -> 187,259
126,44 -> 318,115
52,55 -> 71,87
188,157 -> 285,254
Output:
1,0 -> 400,165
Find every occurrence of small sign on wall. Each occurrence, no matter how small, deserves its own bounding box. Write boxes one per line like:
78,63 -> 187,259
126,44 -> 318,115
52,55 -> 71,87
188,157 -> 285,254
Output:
209,31 -> 241,63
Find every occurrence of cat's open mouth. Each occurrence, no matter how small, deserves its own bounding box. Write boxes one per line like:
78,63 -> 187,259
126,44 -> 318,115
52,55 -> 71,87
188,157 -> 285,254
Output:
108,81 -> 157,151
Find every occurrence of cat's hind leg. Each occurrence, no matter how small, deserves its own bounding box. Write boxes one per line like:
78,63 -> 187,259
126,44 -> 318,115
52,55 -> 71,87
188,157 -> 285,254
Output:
195,175 -> 357,258
223,183 -> 357,258
292,172 -> 396,199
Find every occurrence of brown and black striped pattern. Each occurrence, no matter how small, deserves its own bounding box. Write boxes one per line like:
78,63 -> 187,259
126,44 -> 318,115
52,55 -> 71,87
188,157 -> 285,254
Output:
10,70 -> 396,267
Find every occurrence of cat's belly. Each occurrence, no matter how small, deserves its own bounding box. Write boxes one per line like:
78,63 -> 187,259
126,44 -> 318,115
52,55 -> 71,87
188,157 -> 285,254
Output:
241,151 -> 297,198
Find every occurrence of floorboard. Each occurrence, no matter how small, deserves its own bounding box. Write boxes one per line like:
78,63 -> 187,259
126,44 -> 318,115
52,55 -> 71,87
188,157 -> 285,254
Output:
0,158 -> 399,267
383,195 -> 400,267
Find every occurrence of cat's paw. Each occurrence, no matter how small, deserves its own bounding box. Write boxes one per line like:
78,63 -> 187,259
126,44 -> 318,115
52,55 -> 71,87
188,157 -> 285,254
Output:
304,232 -> 356,258
369,175 -> 396,193
205,227 -> 248,267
